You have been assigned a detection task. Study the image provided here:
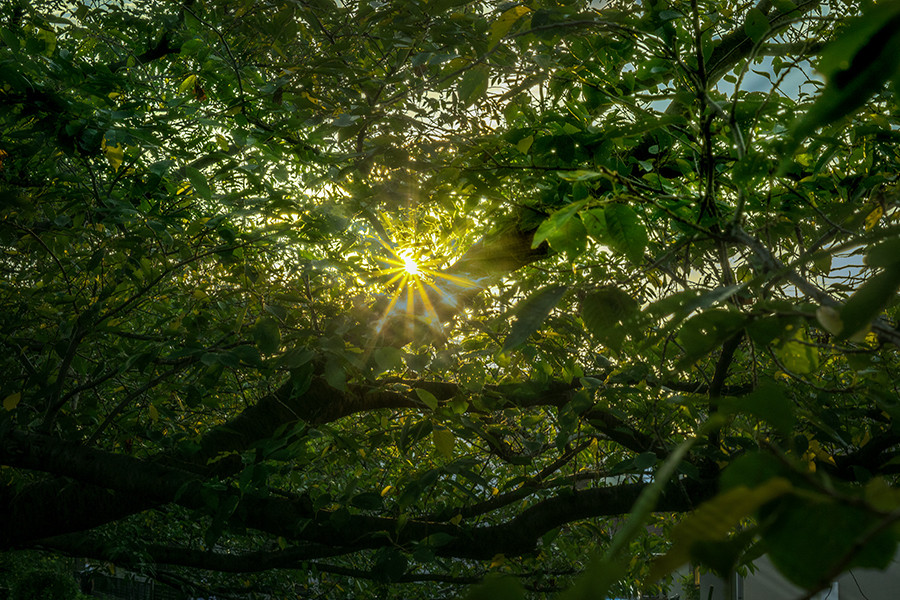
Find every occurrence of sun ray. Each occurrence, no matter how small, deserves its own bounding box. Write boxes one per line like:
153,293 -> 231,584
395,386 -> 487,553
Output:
370,234 -> 482,339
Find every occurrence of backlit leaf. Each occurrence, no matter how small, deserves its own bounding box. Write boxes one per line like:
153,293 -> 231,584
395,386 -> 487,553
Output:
415,388 -> 439,411
532,200 -> 588,249
603,203 -> 647,264
432,425 -> 454,459
489,6 -> 531,48
178,74 -> 198,95
839,264 -> 900,340
650,478 -> 793,581
185,166 -> 211,200
775,326 -> 819,374
503,284 -> 568,351
3,392 -> 21,411
459,66 -> 489,107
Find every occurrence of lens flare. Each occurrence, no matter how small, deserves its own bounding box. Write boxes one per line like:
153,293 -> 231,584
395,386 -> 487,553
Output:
401,252 -> 420,276
372,241 -> 478,337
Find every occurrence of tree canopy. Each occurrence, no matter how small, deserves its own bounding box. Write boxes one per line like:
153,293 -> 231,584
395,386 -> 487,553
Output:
4,0 -> 900,597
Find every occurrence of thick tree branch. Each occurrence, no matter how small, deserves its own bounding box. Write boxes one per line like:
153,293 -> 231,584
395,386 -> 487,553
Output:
2,428 -> 715,558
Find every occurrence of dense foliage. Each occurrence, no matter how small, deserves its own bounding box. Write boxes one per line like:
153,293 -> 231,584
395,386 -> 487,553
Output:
10,567 -> 79,600
4,0 -> 900,598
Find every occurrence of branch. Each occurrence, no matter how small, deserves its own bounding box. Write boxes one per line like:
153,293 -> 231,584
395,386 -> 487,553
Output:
730,227 -> 900,349
1,428 -> 715,558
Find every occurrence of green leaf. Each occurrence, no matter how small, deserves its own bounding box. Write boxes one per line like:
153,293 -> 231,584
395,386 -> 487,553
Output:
557,558 -> 625,600
632,451 -> 657,471
324,358 -> 347,392
350,491 -> 384,511
649,478 -> 793,581
771,0 -> 797,13
185,166 -> 211,200
866,237 -> 900,268
415,388 -> 439,411
781,4 -> 900,167
228,345 -> 264,368
372,548 -> 408,583
432,425 -> 454,459
839,264 -> 900,340
775,326 -> 820,374
252,317 -> 281,354
603,203 -> 647,264
764,496 -> 898,589
1,27 -> 20,54
743,8 -> 769,44
581,288 -> 639,353
464,576 -> 524,600
532,200 -> 588,248
458,65 -> 489,107
720,384 -> 797,437
581,208 -> 607,240
677,310 -> 747,367
502,284 -> 568,351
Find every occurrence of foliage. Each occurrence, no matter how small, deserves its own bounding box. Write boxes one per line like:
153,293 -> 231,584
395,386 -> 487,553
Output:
4,0 -> 900,598
10,568 -> 78,600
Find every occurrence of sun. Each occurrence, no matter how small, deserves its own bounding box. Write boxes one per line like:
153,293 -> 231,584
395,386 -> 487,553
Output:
400,251 -> 420,276
371,240 -> 477,337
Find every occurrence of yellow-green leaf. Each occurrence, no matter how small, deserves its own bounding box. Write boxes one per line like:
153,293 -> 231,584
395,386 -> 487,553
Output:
178,74 -> 198,95
515,134 -> 533,154
775,327 -> 819,374
489,6 -> 531,48
148,404 -> 159,423
101,136 -> 124,171
433,425 -> 454,459
415,388 -> 439,410
3,392 -> 21,411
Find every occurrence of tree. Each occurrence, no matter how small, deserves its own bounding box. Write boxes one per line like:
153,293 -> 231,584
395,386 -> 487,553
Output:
3,0 -> 900,597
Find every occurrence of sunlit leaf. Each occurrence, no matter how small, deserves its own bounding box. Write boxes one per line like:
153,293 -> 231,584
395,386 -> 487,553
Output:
489,5 -> 531,48
432,425 -> 454,459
